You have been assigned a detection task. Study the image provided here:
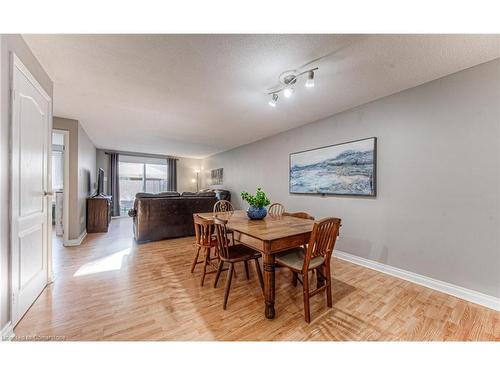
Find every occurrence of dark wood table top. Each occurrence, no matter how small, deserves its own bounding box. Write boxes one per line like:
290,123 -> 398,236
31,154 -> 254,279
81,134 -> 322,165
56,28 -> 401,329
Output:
196,210 -> 314,241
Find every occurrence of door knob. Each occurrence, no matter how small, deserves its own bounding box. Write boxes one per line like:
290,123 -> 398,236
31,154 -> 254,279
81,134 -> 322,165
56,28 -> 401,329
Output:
44,191 -> 54,196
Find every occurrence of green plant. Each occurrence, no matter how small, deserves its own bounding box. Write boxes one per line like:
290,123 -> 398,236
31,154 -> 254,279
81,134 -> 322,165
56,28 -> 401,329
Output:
240,187 -> 271,208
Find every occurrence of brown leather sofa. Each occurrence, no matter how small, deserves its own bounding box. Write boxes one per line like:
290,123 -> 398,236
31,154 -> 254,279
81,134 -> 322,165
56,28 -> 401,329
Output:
128,191 -> 220,243
199,188 -> 231,202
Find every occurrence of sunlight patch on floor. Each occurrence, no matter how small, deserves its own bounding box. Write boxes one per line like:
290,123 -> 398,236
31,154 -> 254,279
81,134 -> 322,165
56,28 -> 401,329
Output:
73,248 -> 132,277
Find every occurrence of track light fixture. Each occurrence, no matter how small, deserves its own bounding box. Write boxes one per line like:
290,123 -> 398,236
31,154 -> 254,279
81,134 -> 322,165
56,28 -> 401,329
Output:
266,67 -> 317,107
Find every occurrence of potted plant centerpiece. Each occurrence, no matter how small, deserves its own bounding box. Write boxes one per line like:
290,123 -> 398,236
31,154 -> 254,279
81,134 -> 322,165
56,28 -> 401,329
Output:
241,188 -> 271,220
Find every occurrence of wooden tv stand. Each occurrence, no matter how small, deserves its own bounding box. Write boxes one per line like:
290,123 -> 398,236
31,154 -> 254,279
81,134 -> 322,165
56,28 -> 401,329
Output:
87,195 -> 112,233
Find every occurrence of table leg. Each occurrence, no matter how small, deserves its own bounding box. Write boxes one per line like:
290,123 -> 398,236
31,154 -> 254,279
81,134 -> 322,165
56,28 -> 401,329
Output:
263,252 -> 276,319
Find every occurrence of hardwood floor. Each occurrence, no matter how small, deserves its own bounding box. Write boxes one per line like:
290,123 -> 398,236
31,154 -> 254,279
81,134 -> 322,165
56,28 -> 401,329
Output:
14,218 -> 500,341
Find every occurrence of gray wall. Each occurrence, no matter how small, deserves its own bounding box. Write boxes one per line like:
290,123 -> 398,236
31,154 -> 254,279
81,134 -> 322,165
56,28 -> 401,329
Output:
0,35 -> 53,329
202,59 -> 500,298
96,149 -> 110,195
178,157 -> 202,192
53,117 -> 96,240
53,117 -> 79,239
78,125 -> 97,235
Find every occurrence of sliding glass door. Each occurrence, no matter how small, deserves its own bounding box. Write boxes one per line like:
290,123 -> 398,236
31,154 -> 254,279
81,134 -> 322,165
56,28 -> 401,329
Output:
119,160 -> 168,216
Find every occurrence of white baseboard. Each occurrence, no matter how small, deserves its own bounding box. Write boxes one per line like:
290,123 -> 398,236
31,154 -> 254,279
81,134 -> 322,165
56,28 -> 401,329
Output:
64,230 -> 87,247
334,250 -> 500,312
1,321 -> 14,341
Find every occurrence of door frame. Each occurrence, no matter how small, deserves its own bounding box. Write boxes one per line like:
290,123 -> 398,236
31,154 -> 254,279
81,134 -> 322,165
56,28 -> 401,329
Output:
52,129 -> 70,252
10,53 -> 53,325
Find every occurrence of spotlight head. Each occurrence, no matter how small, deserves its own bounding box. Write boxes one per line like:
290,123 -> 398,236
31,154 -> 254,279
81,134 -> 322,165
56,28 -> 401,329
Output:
283,86 -> 294,98
305,70 -> 315,88
268,93 -> 278,107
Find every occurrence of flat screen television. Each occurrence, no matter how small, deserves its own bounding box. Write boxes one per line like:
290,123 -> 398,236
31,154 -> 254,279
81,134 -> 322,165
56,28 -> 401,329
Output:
96,168 -> 105,196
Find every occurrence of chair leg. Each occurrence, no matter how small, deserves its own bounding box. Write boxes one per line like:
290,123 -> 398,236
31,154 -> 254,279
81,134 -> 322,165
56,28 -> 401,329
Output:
191,245 -> 201,273
253,258 -> 264,292
244,260 -> 250,280
316,267 -> 325,289
214,260 -> 224,288
200,247 -> 210,287
325,264 -> 333,308
302,272 -> 311,323
223,263 -> 234,310
292,271 -> 298,287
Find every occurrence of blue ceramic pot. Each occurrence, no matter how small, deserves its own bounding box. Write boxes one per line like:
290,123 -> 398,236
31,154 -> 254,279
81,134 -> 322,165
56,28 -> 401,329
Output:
247,206 -> 267,220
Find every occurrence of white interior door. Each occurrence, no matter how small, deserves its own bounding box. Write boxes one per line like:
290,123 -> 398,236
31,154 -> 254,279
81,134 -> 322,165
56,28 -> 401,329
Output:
10,54 -> 52,326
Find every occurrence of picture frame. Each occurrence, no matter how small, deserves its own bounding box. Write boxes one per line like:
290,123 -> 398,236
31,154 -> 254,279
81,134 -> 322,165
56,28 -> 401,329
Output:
289,137 -> 377,196
211,168 -> 223,185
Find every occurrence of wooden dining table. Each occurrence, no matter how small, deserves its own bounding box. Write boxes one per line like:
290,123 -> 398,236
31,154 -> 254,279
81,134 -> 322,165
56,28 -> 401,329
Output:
197,210 -> 314,319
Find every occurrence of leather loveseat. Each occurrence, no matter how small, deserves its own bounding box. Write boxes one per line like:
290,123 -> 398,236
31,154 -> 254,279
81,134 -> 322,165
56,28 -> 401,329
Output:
128,190 -> 229,243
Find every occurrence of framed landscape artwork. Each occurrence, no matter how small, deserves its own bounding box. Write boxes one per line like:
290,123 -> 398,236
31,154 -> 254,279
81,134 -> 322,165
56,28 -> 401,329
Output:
289,137 -> 377,196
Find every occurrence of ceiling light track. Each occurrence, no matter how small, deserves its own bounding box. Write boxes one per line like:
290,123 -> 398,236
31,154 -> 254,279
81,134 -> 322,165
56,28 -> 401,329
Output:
267,67 -> 318,107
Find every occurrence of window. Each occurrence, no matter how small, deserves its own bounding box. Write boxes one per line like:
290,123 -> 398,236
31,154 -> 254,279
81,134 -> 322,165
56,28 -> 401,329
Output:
118,158 -> 168,216
145,164 -> 169,193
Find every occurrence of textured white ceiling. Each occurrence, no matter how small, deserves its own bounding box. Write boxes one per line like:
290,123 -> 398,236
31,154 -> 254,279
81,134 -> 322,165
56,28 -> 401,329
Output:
23,34 -> 500,158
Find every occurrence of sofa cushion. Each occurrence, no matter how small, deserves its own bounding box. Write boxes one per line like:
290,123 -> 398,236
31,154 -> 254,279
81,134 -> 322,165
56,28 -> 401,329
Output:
158,191 -> 181,196
135,191 -> 180,198
181,191 -> 216,197
213,189 -> 230,201
196,192 -> 217,197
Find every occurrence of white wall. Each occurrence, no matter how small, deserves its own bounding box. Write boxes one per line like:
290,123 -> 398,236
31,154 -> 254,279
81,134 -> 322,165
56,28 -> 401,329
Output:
202,59 -> 500,299
0,35 -> 53,330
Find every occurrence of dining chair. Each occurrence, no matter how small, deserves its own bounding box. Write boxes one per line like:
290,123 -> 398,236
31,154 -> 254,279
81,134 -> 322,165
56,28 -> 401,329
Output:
192,214 -> 220,286
213,216 -> 264,309
281,212 -> 315,259
213,200 -> 236,244
213,199 -> 234,214
268,202 -> 285,216
275,217 -> 341,323
283,211 -> 315,220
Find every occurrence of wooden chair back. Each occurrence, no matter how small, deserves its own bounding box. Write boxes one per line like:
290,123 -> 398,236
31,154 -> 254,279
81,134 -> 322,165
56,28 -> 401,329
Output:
193,214 -> 214,247
213,216 -> 231,260
268,203 -> 285,216
303,218 -> 341,272
213,200 -> 234,215
283,211 -> 315,220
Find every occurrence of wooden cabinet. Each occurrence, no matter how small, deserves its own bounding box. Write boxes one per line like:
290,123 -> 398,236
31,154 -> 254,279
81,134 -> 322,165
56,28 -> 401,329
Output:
87,195 -> 112,233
